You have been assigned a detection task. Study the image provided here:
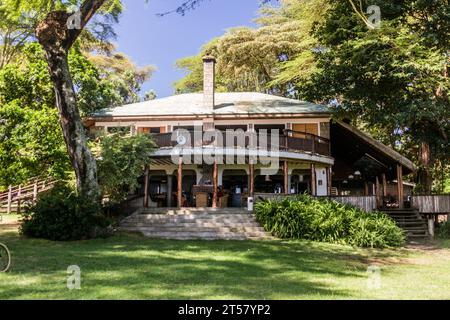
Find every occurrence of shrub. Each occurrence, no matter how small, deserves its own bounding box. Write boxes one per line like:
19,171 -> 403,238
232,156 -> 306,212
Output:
20,182 -> 111,241
92,133 -> 156,205
437,221 -> 450,239
255,194 -> 405,248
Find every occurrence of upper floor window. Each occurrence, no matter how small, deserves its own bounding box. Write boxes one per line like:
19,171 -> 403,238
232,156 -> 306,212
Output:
138,127 -> 166,134
292,123 -> 318,138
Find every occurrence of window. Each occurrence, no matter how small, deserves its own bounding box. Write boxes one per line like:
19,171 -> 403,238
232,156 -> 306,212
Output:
137,127 -> 166,134
292,123 -> 319,138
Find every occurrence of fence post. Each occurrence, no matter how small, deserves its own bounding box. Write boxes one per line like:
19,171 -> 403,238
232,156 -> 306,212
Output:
7,185 -> 12,214
428,216 -> 435,239
33,181 -> 38,202
17,185 -> 22,215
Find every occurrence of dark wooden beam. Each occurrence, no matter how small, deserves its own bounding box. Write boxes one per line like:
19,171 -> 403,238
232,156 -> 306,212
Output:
327,167 -> 332,196
381,173 -> 387,197
397,164 -> 404,209
177,158 -> 183,208
143,165 -> 149,208
284,161 -> 289,195
249,162 -> 255,197
310,163 -> 316,196
375,176 -> 381,208
212,160 -> 218,208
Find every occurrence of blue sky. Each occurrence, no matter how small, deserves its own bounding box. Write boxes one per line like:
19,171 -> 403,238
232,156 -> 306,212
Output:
114,0 -> 274,98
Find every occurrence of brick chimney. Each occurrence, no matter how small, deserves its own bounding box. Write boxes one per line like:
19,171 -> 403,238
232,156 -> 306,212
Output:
203,55 -> 216,109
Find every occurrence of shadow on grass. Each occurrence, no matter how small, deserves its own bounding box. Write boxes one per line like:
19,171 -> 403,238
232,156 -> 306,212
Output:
0,229 -> 397,299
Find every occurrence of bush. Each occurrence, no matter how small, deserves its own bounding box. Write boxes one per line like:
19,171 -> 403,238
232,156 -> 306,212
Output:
437,221 -> 450,239
255,194 -> 405,248
20,183 -> 112,241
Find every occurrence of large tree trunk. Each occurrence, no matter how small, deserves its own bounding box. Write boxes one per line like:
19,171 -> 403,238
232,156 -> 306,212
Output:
36,11 -> 100,202
417,141 -> 433,194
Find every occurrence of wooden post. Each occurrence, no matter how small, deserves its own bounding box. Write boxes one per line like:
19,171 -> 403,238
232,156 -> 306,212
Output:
327,167 -> 332,196
310,163 -> 316,196
212,160 -> 218,208
17,185 -> 22,215
284,161 -> 289,195
364,182 -> 369,196
33,181 -> 38,202
397,164 -> 404,209
375,176 -> 380,209
7,185 -> 12,214
381,173 -> 387,197
177,158 -> 183,208
249,161 -> 255,197
143,165 -> 149,208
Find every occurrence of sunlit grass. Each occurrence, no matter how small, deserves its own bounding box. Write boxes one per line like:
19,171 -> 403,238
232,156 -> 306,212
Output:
0,219 -> 449,300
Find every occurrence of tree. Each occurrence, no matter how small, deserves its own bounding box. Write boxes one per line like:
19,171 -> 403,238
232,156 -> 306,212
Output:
174,0 -> 326,96
302,0 -> 449,192
0,41 -> 144,189
0,0 -> 208,204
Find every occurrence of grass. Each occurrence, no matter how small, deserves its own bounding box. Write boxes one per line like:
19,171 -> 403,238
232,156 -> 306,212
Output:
1,216 -> 450,300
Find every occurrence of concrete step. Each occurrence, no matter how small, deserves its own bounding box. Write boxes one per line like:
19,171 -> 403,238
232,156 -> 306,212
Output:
120,221 -> 262,228
139,208 -> 249,215
120,225 -> 266,233
122,230 -> 272,240
120,212 -> 273,240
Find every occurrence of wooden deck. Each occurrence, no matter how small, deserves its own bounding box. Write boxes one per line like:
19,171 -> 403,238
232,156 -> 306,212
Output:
411,195 -> 450,214
255,194 -> 450,214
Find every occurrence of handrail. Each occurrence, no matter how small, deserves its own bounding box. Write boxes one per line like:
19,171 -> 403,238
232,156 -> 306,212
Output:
150,130 -> 331,157
283,129 -> 330,143
0,177 -> 59,214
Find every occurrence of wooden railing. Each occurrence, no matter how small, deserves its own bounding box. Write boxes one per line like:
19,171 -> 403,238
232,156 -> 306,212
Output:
151,130 -> 331,157
411,195 -> 450,214
0,177 -> 59,214
254,194 -> 377,212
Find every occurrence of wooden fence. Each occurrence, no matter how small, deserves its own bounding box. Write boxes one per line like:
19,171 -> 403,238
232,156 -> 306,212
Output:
0,178 -> 58,214
254,194 -> 377,212
411,195 -> 450,214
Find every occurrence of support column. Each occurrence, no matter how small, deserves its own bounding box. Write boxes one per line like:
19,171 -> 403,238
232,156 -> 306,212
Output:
212,160 -> 218,208
7,185 -> 12,214
33,181 -> 38,202
177,158 -> 183,208
310,163 -> 316,196
327,167 -> 332,196
381,173 -> 387,197
143,165 -> 149,208
397,164 -> 404,209
284,161 -> 289,195
249,161 -> 255,197
364,182 -> 369,196
375,176 -> 381,209
166,174 -> 173,208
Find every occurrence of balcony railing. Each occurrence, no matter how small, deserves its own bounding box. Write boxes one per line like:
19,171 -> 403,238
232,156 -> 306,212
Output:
151,129 -> 331,157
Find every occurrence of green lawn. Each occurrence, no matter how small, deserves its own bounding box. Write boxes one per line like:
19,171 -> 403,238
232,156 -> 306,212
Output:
1,217 -> 449,300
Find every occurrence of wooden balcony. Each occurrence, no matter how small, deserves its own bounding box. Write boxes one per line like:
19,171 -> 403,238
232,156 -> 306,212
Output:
151,130 -> 331,157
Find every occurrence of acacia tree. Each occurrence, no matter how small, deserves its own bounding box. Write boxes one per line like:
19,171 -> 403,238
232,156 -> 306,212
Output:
34,1 -> 109,202
0,0 -> 201,203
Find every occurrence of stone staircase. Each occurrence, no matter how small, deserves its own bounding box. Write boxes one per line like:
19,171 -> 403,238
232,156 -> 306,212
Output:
383,208 -> 429,241
119,208 -> 274,240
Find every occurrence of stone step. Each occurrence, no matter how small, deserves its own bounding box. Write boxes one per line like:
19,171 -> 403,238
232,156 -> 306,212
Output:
120,221 -> 263,228
123,230 -> 272,240
120,225 -> 266,233
140,209 -> 249,215
393,220 -> 426,225
120,212 -> 273,240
